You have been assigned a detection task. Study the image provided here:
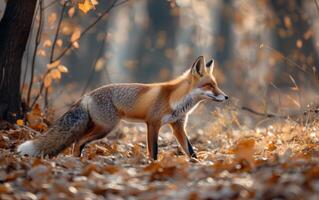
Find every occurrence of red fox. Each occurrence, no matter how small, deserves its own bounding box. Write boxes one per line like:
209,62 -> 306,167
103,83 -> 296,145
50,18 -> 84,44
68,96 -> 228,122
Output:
17,56 -> 228,160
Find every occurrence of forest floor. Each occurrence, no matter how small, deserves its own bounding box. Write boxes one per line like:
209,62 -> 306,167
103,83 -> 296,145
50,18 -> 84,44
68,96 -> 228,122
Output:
0,107 -> 319,200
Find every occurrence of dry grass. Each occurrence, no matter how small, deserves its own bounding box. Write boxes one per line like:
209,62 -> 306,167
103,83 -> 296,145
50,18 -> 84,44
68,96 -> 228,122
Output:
0,107 -> 318,199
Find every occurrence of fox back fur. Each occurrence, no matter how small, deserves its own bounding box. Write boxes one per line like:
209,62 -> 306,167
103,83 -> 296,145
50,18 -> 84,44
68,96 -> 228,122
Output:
17,56 -> 228,160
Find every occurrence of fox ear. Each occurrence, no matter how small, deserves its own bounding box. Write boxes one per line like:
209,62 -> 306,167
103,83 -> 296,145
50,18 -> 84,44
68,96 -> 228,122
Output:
206,59 -> 214,74
191,56 -> 206,77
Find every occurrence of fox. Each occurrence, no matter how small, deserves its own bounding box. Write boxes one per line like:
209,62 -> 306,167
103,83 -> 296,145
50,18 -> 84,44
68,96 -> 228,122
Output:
17,56 -> 228,160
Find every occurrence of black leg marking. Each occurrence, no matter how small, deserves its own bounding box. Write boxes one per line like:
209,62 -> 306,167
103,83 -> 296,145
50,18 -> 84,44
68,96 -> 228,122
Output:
152,140 -> 158,160
187,139 -> 197,158
147,124 -> 160,161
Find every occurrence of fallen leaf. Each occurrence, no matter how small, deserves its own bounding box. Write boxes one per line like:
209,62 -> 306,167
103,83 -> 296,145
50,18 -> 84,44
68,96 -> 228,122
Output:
16,119 -> 24,126
78,0 -> 94,14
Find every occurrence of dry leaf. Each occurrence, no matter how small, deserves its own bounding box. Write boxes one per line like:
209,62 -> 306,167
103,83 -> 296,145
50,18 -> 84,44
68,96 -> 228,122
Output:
73,41 -> 80,48
48,12 -> 57,26
103,165 -> 119,174
68,7 -> 75,17
91,0 -> 99,6
266,141 -> 277,151
296,39 -> 303,48
50,69 -> 61,80
47,60 -> 61,69
58,65 -> 68,73
78,0 -> 94,14
56,39 -> 63,47
44,75 -> 52,88
283,16 -> 292,29
37,49 -> 46,57
43,40 -> 52,48
81,164 -> 99,176
0,183 -> 12,194
95,58 -> 105,71
16,119 -> 24,126
71,29 -> 81,42
234,138 -> 256,166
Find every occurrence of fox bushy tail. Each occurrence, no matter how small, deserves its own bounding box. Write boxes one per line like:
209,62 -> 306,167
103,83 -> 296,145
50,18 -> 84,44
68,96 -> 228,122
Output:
17,100 -> 91,157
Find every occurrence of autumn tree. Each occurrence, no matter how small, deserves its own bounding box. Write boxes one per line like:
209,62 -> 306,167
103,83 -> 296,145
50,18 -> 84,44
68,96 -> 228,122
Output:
0,0 -> 125,123
0,0 -> 37,122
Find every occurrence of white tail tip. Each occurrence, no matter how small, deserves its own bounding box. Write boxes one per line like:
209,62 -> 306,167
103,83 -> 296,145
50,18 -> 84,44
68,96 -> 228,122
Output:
17,141 -> 37,156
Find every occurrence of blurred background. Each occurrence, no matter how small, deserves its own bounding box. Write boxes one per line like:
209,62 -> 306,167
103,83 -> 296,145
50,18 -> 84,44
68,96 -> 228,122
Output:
1,0 -> 318,127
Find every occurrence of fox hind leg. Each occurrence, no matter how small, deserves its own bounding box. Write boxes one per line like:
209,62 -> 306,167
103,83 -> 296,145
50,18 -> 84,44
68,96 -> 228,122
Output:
147,123 -> 160,160
73,124 -> 117,157
74,97 -> 120,156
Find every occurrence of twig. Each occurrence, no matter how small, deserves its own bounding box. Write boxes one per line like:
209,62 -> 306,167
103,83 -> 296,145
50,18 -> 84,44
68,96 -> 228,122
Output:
31,0 -> 129,108
30,67 -> 61,108
240,106 -> 285,118
49,2 -> 66,62
27,0 -> 44,105
43,2 -> 67,109
30,84 -> 43,109
51,0 -> 128,63
260,43 -> 306,72
22,0 -> 59,96
260,43 -> 319,87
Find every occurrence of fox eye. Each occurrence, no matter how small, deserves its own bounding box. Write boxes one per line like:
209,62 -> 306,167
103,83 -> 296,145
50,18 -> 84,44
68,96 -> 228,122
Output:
203,83 -> 213,88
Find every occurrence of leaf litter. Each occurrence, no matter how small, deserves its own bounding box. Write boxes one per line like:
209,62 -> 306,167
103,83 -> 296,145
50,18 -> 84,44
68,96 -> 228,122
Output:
0,116 -> 319,200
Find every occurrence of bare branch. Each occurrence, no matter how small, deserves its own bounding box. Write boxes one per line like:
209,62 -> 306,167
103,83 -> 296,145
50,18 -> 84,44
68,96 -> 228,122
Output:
51,0 -> 128,63
240,106 -> 284,118
31,0 -> 129,108
21,1 -> 59,95
27,0 -> 44,105
43,2 -> 67,109
30,71 -> 46,109
50,2 -> 67,63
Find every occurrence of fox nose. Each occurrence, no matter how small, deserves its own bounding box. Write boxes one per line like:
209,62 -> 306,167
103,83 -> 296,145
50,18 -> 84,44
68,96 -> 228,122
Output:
225,95 -> 229,100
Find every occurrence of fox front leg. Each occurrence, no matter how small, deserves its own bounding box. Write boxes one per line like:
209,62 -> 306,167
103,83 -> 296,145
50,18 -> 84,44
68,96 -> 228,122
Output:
170,118 -> 197,159
146,123 -> 160,160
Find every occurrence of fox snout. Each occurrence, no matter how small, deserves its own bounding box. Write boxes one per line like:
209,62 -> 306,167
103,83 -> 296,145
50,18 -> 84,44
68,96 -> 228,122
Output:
213,88 -> 228,102
202,89 -> 228,102
213,93 -> 228,102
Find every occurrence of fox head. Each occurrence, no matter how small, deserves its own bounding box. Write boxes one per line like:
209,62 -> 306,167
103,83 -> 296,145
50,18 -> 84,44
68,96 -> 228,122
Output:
189,56 -> 228,102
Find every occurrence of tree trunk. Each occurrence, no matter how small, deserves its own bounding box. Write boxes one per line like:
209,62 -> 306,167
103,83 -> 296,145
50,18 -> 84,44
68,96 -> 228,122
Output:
0,0 -> 37,123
